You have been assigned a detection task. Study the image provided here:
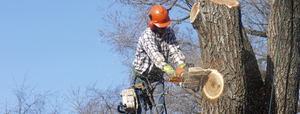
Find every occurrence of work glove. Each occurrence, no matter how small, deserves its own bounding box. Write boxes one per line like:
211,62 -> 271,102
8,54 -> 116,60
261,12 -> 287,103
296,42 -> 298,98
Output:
178,63 -> 186,68
163,65 -> 177,78
169,63 -> 186,83
164,64 -> 186,83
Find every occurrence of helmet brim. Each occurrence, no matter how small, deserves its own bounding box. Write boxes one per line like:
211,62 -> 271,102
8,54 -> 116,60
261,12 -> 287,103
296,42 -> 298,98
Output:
154,21 -> 170,28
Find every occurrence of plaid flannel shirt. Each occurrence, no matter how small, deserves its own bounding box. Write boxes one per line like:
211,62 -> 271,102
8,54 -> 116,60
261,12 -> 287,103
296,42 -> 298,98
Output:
132,27 -> 185,74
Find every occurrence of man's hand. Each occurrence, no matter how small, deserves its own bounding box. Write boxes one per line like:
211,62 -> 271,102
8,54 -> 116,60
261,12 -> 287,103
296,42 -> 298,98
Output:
176,63 -> 186,76
163,65 -> 177,78
169,68 -> 185,83
176,68 -> 185,76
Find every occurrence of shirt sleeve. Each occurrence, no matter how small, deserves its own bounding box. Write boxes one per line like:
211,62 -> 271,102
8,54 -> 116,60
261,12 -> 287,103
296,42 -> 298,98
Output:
141,32 -> 168,70
167,29 -> 185,66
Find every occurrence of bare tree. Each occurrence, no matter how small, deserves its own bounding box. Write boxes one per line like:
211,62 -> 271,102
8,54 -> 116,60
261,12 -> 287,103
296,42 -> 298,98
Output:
66,82 -> 124,114
2,75 -> 62,114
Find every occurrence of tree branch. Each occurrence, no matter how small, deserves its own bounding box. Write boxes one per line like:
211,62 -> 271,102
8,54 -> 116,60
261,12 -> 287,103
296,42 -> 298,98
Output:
244,27 -> 267,38
167,0 -> 179,11
178,40 -> 200,48
171,14 -> 190,28
174,4 -> 190,11
185,0 -> 195,9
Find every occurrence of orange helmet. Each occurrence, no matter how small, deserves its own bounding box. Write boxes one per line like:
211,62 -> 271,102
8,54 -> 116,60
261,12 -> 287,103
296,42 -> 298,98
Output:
148,5 -> 170,30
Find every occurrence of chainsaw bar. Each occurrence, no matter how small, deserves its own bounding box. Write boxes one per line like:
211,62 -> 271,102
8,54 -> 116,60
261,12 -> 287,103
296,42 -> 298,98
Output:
180,67 -> 224,100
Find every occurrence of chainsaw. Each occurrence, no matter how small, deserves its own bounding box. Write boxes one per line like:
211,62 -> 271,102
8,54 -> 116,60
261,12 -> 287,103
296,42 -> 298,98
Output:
117,64 -> 225,113
169,63 -> 225,100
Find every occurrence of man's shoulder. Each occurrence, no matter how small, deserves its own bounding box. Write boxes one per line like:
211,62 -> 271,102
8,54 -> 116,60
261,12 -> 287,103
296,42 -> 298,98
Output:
166,27 -> 174,34
142,27 -> 153,34
140,28 -> 155,39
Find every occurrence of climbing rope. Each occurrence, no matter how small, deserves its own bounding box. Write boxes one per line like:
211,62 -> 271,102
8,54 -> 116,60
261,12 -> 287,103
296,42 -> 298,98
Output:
268,0 -> 286,113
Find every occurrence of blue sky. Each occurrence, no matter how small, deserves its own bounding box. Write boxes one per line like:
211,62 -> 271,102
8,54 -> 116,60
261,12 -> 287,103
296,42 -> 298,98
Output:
0,0 -> 129,107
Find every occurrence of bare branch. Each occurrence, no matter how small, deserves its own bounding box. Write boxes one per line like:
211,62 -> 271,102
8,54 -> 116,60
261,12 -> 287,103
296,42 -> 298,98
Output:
171,14 -> 190,28
185,0 -> 195,9
174,4 -> 190,12
245,0 -> 269,21
167,0 -> 179,11
178,40 -> 200,48
244,27 -> 267,38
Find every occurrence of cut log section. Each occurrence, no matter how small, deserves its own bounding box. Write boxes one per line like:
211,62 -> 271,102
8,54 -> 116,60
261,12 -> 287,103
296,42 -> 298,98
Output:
202,69 -> 224,100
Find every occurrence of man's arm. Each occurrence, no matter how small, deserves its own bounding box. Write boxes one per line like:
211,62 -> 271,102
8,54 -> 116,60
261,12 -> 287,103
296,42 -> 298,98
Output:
140,30 -> 168,70
167,29 -> 185,67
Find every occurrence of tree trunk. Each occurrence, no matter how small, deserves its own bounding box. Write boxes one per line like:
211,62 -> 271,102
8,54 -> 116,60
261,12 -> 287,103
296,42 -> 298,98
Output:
266,0 -> 300,113
191,1 -> 264,113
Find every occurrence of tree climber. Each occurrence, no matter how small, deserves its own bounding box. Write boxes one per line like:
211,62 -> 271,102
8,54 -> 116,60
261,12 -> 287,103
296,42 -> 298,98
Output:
131,4 -> 186,114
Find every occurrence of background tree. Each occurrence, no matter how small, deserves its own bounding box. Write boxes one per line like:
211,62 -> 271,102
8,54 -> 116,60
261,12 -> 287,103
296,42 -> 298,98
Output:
66,83 -> 123,114
2,75 -> 63,114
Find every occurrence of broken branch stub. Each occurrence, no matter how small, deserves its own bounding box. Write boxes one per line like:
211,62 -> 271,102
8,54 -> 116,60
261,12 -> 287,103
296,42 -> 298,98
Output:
209,0 -> 240,9
189,0 -> 240,24
190,2 -> 201,24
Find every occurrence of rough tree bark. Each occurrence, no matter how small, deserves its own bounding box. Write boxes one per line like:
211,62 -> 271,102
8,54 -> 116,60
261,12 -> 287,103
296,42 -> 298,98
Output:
266,0 -> 300,113
191,1 -> 264,113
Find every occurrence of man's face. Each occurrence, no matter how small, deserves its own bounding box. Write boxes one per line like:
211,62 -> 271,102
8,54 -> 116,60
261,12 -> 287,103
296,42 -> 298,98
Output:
156,26 -> 167,35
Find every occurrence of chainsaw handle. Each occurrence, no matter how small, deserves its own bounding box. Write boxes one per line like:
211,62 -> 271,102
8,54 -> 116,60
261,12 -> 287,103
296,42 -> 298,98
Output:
117,102 -> 126,113
168,76 -> 183,83
168,68 -> 185,83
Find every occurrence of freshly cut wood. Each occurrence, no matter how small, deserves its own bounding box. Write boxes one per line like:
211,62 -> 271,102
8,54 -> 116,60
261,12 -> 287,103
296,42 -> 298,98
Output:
190,0 -> 240,23
202,69 -> 224,101
190,2 -> 201,24
210,0 -> 240,9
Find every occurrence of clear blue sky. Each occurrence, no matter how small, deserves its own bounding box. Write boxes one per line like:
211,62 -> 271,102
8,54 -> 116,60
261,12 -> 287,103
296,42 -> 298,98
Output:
0,0 -> 129,107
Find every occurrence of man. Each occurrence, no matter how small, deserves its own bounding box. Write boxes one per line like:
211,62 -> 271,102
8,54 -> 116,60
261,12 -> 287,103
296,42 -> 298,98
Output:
131,4 -> 186,114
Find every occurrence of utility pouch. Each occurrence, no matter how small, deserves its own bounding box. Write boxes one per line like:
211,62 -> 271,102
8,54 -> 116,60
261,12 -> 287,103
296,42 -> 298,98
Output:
147,67 -> 164,83
131,67 -> 145,84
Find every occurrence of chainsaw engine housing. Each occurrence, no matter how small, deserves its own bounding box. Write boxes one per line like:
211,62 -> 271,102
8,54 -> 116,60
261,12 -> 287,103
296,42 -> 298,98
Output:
181,67 -> 211,90
118,89 -> 138,113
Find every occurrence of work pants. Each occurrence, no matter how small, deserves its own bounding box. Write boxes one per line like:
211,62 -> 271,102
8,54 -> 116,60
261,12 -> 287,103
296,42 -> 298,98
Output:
131,67 -> 165,114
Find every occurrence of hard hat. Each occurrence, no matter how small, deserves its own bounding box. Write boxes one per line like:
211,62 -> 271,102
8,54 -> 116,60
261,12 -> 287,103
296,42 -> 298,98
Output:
148,5 -> 170,30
